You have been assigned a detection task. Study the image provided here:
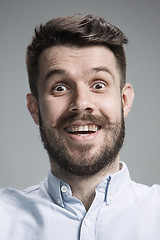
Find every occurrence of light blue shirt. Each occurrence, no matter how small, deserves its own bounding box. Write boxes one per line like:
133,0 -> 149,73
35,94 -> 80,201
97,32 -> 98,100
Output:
0,162 -> 160,240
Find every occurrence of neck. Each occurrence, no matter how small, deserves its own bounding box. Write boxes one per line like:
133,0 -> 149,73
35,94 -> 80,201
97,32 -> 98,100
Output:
51,156 -> 120,210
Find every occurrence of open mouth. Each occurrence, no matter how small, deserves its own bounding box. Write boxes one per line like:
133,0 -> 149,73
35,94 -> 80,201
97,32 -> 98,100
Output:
64,124 -> 101,135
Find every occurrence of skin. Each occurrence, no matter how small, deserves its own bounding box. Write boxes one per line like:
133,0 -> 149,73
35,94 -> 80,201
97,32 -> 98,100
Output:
27,45 -> 134,210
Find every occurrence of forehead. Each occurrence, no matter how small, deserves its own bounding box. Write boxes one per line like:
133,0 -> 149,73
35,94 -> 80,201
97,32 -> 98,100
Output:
38,45 -> 120,82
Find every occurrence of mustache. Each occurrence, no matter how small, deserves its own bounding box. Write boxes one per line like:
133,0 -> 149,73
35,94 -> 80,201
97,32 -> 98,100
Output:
54,113 -> 111,129
38,112 -> 111,130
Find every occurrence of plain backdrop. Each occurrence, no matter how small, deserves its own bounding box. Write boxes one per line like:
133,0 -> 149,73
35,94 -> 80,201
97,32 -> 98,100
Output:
0,0 -> 160,189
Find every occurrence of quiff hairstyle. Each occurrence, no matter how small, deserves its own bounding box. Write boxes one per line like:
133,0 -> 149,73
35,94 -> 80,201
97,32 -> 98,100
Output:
26,14 -> 128,98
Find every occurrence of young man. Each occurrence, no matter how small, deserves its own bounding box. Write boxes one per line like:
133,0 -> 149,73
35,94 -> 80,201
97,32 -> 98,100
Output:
0,14 -> 160,239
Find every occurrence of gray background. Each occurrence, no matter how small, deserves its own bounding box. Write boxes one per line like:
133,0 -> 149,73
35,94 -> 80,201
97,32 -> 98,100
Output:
0,0 -> 160,189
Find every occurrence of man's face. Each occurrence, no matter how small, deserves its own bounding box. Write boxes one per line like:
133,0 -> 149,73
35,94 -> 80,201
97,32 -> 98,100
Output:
28,45 -> 132,176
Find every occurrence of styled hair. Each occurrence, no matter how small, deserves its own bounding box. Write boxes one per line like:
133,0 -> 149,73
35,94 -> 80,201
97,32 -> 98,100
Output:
26,14 -> 128,98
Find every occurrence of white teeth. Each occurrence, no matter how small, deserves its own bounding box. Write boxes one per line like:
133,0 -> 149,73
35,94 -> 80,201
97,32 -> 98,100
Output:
79,126 -> 84,131
66,124 -> 99,133
83,125 -> 88,131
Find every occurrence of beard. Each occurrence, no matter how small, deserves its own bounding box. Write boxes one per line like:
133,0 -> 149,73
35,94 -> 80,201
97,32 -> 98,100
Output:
39,110 -> 125,177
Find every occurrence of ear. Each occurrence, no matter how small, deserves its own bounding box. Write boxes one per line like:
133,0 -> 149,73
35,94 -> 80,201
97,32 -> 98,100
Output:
26,93 -> 39,125
122,83 -> 134,118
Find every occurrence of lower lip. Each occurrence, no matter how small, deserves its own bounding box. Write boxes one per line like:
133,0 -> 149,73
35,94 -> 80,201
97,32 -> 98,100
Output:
65,130 -> 100,142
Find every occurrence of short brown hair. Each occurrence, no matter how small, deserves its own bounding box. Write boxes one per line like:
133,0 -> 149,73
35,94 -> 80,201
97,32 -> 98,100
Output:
26,14 -> 128,98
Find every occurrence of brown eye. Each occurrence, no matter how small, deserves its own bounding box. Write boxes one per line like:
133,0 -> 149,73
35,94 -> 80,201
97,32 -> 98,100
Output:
54,85 -> 67,92
93,82 -> 106,89
51,83 -> 69,96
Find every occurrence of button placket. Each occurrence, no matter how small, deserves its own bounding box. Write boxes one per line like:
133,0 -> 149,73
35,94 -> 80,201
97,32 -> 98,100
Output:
108,194 -> 112,201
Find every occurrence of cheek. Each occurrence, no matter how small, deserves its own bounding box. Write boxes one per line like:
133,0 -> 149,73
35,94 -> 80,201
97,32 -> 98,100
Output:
39,99 -> 68,127
99,96 -> 122,121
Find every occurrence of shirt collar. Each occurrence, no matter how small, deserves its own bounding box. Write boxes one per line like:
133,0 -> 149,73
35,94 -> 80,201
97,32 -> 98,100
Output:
103,161 -> 132,205
44,171 -> 72,207
44,161 -> 131,206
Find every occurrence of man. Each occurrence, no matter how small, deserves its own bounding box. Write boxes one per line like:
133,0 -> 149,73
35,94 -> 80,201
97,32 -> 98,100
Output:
0,14 -> 160,240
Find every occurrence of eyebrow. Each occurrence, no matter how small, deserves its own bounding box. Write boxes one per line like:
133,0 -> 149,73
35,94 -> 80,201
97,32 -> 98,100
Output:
91,66 -> 114,78
45,69 -> 67,82
44,66 -> 114,83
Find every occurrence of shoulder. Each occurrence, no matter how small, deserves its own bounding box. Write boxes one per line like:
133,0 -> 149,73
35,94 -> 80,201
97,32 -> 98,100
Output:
0,183 -> 45,207
0,187 -> 35,221
0,184 -> 40,197
146,184 -> 160,199
0,178 -> 54,211
0,186 -> 53,238
0,187 -> 38,206
131,181 -> 160,204
0,183 -> 52,221
131,180 -> 160,193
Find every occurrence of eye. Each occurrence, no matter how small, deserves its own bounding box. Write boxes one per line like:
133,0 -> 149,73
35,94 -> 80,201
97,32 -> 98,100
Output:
54,85 -> 67,91
51,83 -> 69,96
92,82 -> 106,90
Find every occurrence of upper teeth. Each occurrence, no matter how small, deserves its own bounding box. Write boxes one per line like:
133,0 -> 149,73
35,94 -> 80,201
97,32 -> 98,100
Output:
66,124 -> 98,133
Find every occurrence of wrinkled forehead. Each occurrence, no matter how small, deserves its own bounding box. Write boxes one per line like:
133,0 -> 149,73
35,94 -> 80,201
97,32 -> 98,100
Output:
38,45 -> 121,86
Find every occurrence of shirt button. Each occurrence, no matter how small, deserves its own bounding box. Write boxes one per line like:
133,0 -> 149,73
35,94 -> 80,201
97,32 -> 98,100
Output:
61,185 -> 68,193
85,219 -> 91,227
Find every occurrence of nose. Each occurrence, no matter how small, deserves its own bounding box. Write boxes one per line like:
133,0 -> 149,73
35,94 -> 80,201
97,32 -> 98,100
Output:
68,86 -> 94,113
